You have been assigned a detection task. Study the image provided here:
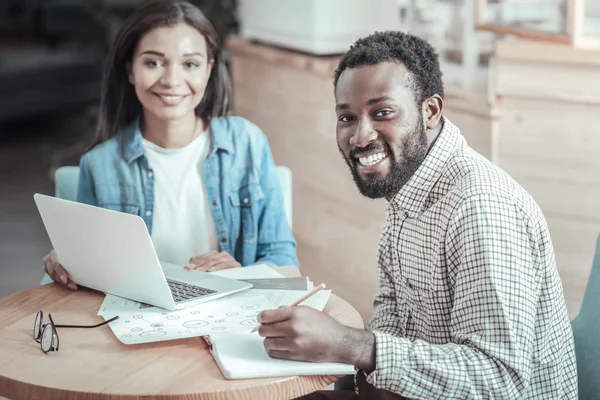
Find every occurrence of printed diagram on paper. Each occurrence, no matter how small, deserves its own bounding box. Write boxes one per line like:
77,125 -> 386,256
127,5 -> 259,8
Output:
98,293 -> 275,345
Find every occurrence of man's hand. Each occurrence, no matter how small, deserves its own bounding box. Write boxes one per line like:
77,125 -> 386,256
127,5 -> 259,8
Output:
257,305 -> 375,370
43,249 -> 78,290
185,251 -> 241,272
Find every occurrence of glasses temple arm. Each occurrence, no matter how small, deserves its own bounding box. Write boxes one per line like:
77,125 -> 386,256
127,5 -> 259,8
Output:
53,315 -> 119,329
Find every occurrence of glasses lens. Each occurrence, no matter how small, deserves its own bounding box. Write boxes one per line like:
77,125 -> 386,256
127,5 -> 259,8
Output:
33,311 -> 42,340
40,324 -> 54,353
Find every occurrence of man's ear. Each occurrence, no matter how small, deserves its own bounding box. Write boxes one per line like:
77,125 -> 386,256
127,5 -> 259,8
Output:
127,62 -> 134,85
423,94 -> 444,130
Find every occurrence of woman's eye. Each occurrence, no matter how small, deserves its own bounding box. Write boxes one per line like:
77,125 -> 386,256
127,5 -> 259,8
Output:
185,62 -> 199,68
338,115 -> 353,122
145,60 -> 162,68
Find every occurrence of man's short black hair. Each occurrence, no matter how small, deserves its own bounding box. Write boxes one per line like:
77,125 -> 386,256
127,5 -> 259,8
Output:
333,31 -> 444,105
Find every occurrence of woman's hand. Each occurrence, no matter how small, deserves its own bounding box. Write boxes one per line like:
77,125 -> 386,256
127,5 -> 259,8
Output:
185,251 -> 241,272
43,249 -> 78,290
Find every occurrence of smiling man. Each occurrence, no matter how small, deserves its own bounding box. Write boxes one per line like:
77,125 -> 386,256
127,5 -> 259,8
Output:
257,32 -> 578,399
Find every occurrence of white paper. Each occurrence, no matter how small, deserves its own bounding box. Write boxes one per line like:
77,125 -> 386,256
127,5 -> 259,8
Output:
98,294 -> 151,316
98,294 -> 275,345
205,290 -> 336,379
294,289 -> 330,311
96,265 -> 329,345
209,331 -> 354,379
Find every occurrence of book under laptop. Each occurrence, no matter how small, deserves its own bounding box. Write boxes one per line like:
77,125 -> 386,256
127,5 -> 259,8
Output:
34,193 -> 252,310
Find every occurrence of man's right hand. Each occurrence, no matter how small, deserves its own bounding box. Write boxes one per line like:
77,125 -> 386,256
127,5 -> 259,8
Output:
43,250 -> 78,290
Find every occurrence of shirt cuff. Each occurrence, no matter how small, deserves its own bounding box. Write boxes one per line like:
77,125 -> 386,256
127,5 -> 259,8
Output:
365,330 -> 410,389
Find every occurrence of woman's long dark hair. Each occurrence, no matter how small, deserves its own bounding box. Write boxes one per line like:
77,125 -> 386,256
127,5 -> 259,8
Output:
93,0 -> 231,146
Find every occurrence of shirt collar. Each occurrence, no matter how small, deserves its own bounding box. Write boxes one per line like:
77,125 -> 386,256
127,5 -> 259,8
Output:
388,117 -> 463,217
120,116 -> 234,163
121,118 -> 144,164
207,117 -> 234,155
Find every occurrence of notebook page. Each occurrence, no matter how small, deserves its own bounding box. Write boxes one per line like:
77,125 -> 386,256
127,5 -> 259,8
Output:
210,331 -> 354,379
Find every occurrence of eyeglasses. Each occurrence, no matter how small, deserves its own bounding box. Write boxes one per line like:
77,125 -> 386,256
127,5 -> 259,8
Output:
33,310 -> 119,353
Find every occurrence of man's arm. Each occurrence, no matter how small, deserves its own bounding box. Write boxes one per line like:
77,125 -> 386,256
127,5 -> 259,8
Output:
357,194 -> 540,399
256,218 -> 398,372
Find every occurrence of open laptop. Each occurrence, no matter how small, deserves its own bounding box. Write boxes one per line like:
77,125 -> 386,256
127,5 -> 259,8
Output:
33,193 -> 252,311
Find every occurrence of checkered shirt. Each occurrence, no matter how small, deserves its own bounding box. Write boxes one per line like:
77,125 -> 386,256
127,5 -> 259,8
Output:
363,118 -> 578,399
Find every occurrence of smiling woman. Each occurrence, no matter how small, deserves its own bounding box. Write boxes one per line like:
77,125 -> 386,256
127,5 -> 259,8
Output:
41,0 -> 298,291
128,23 -> 213,147
96,0 -> 229,145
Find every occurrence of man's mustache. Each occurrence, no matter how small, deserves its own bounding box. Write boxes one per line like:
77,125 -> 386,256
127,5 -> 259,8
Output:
349,142 -> 389,159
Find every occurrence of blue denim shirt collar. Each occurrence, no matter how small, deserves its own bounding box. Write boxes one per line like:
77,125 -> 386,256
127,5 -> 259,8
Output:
207,117 -> 234,155
120,116 -> 235,164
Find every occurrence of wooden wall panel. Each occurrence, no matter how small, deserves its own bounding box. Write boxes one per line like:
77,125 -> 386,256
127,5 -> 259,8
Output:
495,60 -> 600,104
496,96 -> 600,317
444,107 -> 496,162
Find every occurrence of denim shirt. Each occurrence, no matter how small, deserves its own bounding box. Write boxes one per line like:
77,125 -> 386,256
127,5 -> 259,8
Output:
77,116 -> 298,268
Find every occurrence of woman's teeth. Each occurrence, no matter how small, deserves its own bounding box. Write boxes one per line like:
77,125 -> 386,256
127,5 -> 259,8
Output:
160,95 -> 182,100
359,152 -> 387,166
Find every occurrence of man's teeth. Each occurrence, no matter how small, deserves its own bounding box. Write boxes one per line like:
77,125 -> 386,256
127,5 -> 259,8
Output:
359,152 -> 387,166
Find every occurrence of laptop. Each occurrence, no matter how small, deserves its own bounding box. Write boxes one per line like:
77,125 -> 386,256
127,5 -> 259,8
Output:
33,193 -> 252,311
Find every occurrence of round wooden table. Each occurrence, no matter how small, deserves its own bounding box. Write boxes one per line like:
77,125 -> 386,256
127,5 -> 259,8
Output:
0,267 -> 363,400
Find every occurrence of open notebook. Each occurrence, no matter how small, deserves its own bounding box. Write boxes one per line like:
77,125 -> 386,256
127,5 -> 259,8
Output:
205,265 -> 355,379
204,331 -> 355,379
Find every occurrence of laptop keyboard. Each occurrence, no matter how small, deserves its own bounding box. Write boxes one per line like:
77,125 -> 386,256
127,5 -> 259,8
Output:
166,279 -> 217,303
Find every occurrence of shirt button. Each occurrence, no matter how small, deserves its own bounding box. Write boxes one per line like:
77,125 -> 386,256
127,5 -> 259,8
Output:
243,198 -> 249,204
205,163 -> 210,169
145,210 -> 152,217
212,200 -> 219,206
147,171 -> 153,178
221,237 -> 228,243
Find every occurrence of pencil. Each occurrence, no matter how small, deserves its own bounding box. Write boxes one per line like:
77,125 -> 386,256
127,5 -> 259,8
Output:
250,283 -> 327,333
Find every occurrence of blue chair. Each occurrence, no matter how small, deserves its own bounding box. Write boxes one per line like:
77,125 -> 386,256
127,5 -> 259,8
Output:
40,167 -> 82,285
571,234 -> 600,400
54,166 -> 80,201
275,165 -> 293,229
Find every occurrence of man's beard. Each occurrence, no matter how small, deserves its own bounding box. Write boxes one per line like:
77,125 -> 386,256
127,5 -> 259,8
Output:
341,119 -> 428,200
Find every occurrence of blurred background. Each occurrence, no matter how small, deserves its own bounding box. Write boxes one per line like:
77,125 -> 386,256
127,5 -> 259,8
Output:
1,0 -> 599,323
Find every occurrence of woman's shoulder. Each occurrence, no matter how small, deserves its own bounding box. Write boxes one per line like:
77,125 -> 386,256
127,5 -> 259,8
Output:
82,136 -> 121,161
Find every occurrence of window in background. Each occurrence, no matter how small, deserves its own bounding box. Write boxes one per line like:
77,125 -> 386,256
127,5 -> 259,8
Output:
399,0 -> 498,95
476,0 -> 600,49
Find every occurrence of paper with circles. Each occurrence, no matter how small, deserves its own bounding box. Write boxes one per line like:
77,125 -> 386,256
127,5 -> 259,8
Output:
98,292 -> 275,345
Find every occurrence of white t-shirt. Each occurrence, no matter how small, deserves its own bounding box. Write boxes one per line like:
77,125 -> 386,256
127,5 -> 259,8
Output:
142,131 -> 219,265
